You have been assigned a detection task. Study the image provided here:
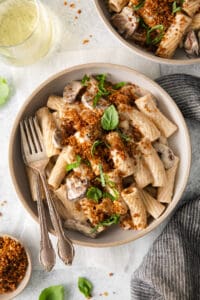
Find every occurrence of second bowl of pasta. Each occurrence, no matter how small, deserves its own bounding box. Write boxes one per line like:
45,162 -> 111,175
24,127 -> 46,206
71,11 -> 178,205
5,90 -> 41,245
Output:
9,63 -> 191,247
94,0 -> 200,64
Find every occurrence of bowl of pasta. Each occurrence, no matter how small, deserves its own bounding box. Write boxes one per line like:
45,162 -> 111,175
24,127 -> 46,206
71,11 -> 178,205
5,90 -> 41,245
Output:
94,0 -> 200,64
9,63 -> 191,247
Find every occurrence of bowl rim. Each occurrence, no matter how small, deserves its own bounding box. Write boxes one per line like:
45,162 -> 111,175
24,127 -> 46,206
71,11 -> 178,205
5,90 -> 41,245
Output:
94,0 -> 200,66
9,63 -> 191,247
0,234 -> 32,300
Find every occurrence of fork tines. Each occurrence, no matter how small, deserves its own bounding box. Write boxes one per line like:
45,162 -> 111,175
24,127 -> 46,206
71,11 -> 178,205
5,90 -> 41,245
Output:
20,117 -> 44,159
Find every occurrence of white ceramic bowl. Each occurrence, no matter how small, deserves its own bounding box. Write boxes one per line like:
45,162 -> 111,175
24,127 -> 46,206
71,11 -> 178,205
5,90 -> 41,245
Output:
94,0 -> 200,65
9,63 -> 191,247
0,234 -> 32,300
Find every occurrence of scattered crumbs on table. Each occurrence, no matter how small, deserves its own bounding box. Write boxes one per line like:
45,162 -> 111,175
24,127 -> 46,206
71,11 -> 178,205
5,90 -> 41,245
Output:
70,3 -> 75,8
89,34 -> 93,38
64,1 -> 67,5
77,9 -> 82,14
103,291 -> 109,296
0,212 -> 2,218
0,200 -> 7,207
82,39 -> 89,45
109,272 -> 114,277
75,16 -> 78,20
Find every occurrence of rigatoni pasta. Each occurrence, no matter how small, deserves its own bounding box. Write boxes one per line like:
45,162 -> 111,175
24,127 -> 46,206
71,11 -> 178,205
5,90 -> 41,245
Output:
107,0 -> 200,59
25,74 -> 179,237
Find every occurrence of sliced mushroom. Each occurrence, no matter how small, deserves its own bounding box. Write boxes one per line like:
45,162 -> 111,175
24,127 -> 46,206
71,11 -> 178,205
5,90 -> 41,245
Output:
81,77 -> 98,109
52,129 -> 63,149
63,81 -> 83,103
184,30 -> 199,57
66,174 -> 88,200
153,142 -> 175,170
111,6 -> 139,39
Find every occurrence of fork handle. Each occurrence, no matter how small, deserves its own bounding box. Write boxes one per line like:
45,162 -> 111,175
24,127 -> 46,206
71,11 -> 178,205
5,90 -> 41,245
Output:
35,173 -> 56,271
39,171 -> 75,265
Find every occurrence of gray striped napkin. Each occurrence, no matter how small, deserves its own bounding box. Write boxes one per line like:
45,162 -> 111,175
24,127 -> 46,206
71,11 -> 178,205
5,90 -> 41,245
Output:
131,74 -> 200,300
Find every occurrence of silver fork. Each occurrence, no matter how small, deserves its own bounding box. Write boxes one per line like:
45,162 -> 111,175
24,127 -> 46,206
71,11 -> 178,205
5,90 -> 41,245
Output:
20,117 -> 75,266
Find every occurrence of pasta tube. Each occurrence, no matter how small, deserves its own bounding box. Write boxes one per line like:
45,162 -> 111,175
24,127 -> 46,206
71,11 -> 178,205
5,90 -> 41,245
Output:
135,94 -> 177,138
119,103 -> 160,142
138,139 -> 167,187
182,0 -> 200,17
156,13 -> 192,58
36,107 -> 60,157
157,157 -> 179,203
108,0 -> 129,12
106,132 -> 135,177
121,185 -> 147,230
140,189 -> 165,219
48,146 -> 75,189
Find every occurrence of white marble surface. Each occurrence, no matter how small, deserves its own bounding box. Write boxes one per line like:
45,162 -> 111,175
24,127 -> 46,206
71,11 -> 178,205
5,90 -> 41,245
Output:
0,1 -> 199,299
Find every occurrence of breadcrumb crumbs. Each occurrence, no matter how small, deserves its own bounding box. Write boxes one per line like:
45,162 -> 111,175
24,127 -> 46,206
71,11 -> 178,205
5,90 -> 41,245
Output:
82,39 -> 89,44
0,236 -> 28,294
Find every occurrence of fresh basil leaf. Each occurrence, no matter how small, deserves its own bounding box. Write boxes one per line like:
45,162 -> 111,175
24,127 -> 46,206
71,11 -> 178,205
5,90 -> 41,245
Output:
78,277 -> 93,298
99,164 -> 106,187
86,186 -> 102,203
66,155 -> 81,172
81,74 -> 90,86
133,0 -> 145,11
39,285 -> 64,300
146,25 -> 164,45
0,77 -> 10,106
91,214 -> 120,233
101,105 -> 119,131
112,82 -> 127,90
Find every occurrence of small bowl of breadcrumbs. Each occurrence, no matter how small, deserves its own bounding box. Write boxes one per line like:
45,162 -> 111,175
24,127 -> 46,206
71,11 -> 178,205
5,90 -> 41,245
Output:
0,235 -> 32,300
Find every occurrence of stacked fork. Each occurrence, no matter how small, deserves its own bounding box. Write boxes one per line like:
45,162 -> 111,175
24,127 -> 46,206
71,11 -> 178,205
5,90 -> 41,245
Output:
20,117 -> 74,271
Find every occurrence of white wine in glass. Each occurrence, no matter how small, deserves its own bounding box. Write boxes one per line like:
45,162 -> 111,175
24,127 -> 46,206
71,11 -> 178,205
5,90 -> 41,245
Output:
0,0 -> 52,66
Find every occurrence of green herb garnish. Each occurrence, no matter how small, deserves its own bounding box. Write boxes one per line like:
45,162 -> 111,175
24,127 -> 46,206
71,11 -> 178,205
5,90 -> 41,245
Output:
86,186 -> 102,203
146,25 -> 164,45
117,129 -> 131,142
93,74 -> 110,107
101,105 -> 119,131
172,1 -> 182,14
112,82 -> 126,90
91,140 -> 104,156
103,189 -> 119,201
78,277 -> 93,298
91,140 -> 110,156
81,74 -> 90,86
99,164 -> 106,187
39,285 -> 64,300
139,17 -> 149,29
133,0 -> 145,11
66,155 -> 81,172
0,77 -> 9,106
91,214 -> 120,233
